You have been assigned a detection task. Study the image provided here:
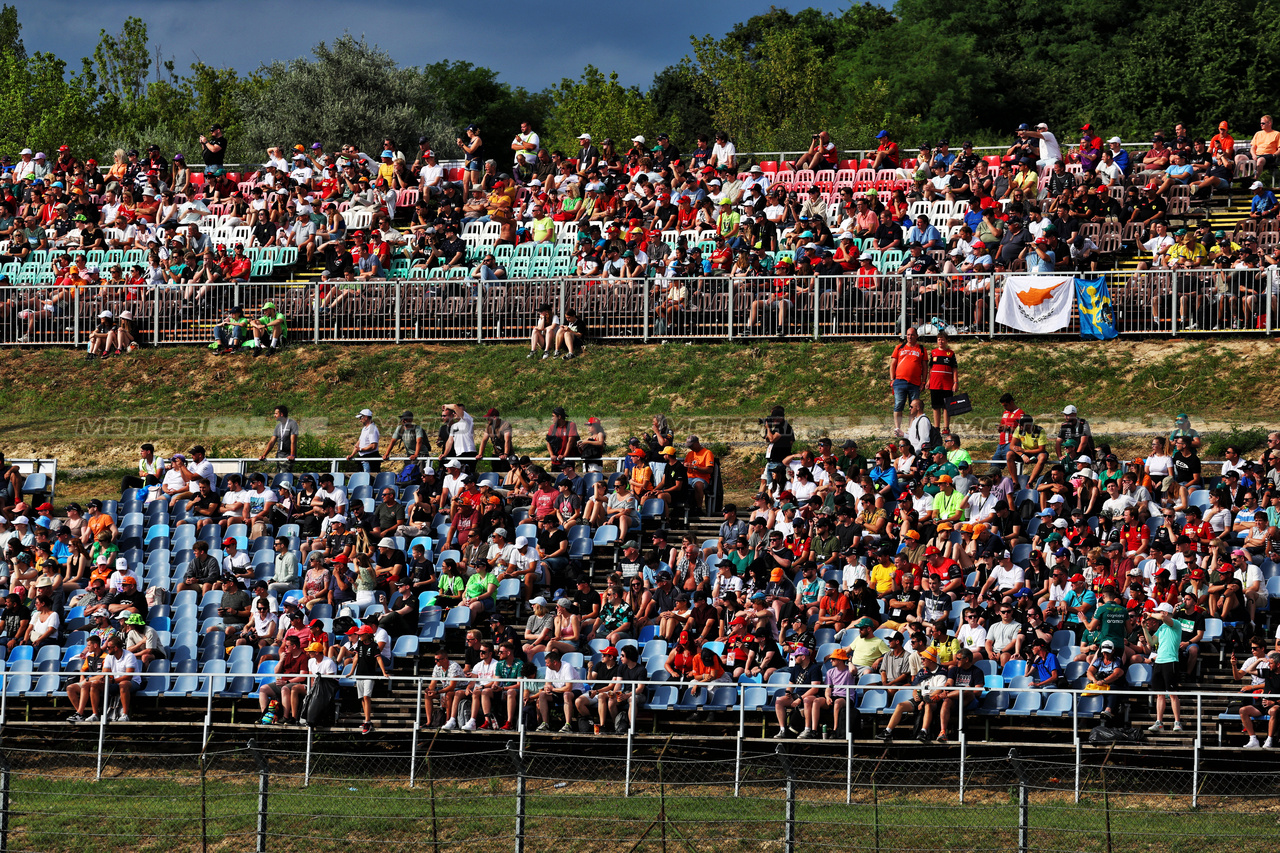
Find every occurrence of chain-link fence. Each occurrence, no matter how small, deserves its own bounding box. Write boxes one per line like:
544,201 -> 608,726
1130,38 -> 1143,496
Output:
0,729 -> 1278,852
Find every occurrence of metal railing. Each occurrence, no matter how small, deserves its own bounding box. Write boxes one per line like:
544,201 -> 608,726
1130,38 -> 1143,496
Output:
1,669 -> 1266,798
3,272 -> 1274,348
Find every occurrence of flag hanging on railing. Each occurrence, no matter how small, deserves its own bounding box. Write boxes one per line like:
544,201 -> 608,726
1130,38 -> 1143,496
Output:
995,275 -> 1073,333
1074,276 -> 1118,340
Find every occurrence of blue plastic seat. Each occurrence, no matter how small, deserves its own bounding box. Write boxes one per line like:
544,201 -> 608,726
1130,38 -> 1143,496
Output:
857,689 -> 888,714
644,684 -> 677,710
1038,691 -> 1073,716
1005,691 -> 1041,716
1000,660 -> 1026,685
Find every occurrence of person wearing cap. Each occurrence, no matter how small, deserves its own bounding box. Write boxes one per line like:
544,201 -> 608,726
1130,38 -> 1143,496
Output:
1053,404 -> 1093,461
345,409 -> 382,473
1007,414 -> 1049,486
297,637 -> 340,727
771,644 -> 823,738
258,634 -> 307,725
877,645 -> 949,743
572,643 -> 625,735
1142,601 -> 1186,732
847,616 -> 888,675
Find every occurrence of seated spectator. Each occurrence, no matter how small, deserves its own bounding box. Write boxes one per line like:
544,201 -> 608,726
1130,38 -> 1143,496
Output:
772,645 -> 823,739
529,647 -> 580,733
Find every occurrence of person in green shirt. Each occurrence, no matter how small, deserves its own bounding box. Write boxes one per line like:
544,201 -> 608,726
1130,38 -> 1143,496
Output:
944,434 -> 973,470
1089,585 -> 1129,659
1143,603 -> 1184,733
932,476 -> 965,524
250,301 -> 288,355
213,305 -> 249,352
840,440 -> 868,479
726,537 -> 755,576
492,642 -> 525,730
924,448 -> 959,496
460,559 -> 498,621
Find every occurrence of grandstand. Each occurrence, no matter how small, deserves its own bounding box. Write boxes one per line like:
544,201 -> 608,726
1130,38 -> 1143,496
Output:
1,130 -> 1276,347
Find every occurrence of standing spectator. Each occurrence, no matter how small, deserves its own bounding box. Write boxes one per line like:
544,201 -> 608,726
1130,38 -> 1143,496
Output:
927,332 -> 958,434
546,407 -> 578,466
199,126 -> 226,168
439,403 -> 477,473
1144,602 -> 1185,733
347,408 -> 381,473
889,327 -> 926,438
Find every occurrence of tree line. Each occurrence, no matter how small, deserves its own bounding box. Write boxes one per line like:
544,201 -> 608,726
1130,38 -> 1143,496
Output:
1,0 -> 1275,166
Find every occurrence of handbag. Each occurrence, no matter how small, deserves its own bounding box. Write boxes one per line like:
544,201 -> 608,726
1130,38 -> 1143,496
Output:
943,393 -> 972,416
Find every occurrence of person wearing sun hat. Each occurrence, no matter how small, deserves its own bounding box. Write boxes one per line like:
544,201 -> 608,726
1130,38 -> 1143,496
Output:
796,646 -> 854,739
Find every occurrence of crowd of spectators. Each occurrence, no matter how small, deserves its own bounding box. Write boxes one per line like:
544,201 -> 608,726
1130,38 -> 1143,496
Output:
3,116 -> 1278,345
2,392 -> 1279,742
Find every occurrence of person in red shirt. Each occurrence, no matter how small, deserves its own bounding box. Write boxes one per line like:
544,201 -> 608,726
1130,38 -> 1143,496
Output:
927,331 -> 958,433
683,436 -> 716,516
1180,505 -> 1213,554
1209,121 -> 1235,158
872,130 -> 900,170
996,393 -> 1025,459
889,327 -> 926,437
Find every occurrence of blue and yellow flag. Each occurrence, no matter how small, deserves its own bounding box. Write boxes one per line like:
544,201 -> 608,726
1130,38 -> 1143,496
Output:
1075,277 -> 1117,340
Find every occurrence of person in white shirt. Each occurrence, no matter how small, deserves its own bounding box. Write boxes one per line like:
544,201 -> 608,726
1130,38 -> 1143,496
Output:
956,609 -> 988,658
980,552 -> 1026,600
222,537 -> 251,576
529,648 -> 580,733
743,165 -> 770,194
905,400 -> 932,454
511,122 -> 541,176
711,132 -> 737,169
441,460 -> 468,508
1025,122 -> 1062,168
102,635 -> 141,721
965,480 -> 1001,525
440,403 -> 477,469
348,408 -> 381,473
1137,221 -> 1174,270
461,641 -> 500,731
160,455 -> 194,505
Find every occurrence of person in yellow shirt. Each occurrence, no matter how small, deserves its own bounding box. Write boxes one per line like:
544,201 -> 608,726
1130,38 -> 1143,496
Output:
1166,228 -> 1207,270
927,619 -> 962,665
486,175 -> 517,224
869,555 -> 896,599
1008,414 -> 1049,485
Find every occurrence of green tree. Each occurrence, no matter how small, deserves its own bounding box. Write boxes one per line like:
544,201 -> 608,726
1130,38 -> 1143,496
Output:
544,66 -> 659,155
0,50 -> 96,155
422,60 -> 551,150
0,4 -> 22,61
648,65 -> 714,152
238,35 -> 456,158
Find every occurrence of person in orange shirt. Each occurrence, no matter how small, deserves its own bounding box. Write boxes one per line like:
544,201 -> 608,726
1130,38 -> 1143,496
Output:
1209,121 -> 1236,159
683,436 -> 716,517
889,326 -> 926,437
1251,115 -> 1280,175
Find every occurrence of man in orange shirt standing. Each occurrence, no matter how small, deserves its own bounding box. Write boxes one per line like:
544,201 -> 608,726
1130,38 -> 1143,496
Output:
683,436 -> 716,517
889,327 -> 926,438
1251,115 -> 1280,177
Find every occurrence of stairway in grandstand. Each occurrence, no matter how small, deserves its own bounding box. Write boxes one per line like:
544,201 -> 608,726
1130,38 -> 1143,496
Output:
1113,192 -> 1255,271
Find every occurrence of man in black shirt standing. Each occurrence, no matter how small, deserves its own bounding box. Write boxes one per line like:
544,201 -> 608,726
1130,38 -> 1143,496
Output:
351,625 -> 388,734
200,125 -> 226,168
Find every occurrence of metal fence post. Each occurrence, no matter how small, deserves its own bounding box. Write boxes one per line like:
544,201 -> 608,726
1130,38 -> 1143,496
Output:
303,723 -> 312,787
958,694 -> 966,804
153,288 -> 161,346
0,751 -> 9,853
476,284 -> 483,343
73,289 -> 80,348
1170,274 -> 1179,337
395,281 -> 403,345
642,282 -> 651,342
313,284 -> 320,345
989,273 -> 998,336
558,279 -> 567,327
1193,693 -> 1202,809
727,277 -> 735,339
898,275 -> 908,336
1009,749 -> 1029,853
812,280 -> 820,341
777,745 -> 795,853
410,678 -> 421,788
1073,691 -> 1080,803
508,743 -> 526,853
1268,267 -> 1275,335
248,739 -> 268,853
625,689 -> 635,798
96,701 -> 107,780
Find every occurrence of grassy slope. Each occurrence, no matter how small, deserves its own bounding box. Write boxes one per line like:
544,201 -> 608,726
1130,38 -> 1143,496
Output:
2,338 -> 1276,501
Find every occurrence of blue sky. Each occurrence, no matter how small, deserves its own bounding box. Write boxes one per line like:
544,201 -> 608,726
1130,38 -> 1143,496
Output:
21,0 -> 866,91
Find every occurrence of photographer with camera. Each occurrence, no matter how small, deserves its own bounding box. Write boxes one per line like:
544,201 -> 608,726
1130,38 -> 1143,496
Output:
761,406 -> 795,494
796,131 -> 838,173
199,126 -> 226,168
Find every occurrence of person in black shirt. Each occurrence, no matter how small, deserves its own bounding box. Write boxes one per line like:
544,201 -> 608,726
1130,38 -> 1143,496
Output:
378,579 -> 420,637
1172,436 -> 1202,505
323,238 -> 354,280
350,625 -> 388,733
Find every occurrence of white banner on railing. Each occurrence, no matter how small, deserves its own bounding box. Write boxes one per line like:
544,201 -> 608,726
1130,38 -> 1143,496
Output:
996,274 -> 1073,334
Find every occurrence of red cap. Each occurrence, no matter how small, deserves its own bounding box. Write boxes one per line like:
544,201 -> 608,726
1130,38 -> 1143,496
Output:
730,616 -> 746,626
1069,573 -> 1085,583
35,503 -> 52,512
332,554 -> 349,563
1143,181 -> 1157,191
358,625 -> 375,635
587,416 -> 600,424
309,619 -> 323,628
602,646 -> 618,656
486,408 -> 499,417
1190,568 -> 1207,580
58,145 -> 69,152
1080,124 -> 1091,132
222,536 -> 236,546
925,545 -> 941,556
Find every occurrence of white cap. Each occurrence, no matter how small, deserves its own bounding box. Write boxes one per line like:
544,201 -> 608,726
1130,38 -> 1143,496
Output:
1155,602 -> 1174,614
1062,404 -> 1077,415
529,595 -> 548,606
515,536 -> 529,548
356,408 -> 373,418
1252,180 -> 1265,190
1053,519 -> 1068,529
838,232 -> 854,241
1078,469 -> 1096,480
577,133 -> 591,141
377,537 -> 396,548
1048,495 -> 1065,504
631,135 -> 645,144
858,252 -> 873,260
98,310 -> 112,318
529,179 -> 542,186
1107,136 -> 1122,144
420,465 -> 435,476
12,516 -> 28,525
330,514 -> 347,525
119,310 -> 133,320
1076,454 -> 1092,464
19,148 -> 31,155
1036,122 -> 1049,130
445,458 -> 461,468
624,193 -> 636,201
